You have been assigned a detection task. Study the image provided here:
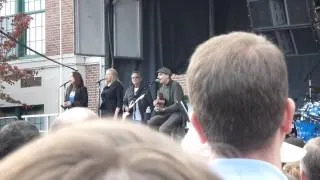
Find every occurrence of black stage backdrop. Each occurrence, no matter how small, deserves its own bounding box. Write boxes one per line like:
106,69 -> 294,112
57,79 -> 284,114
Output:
111,0 -> 320,108
113,0 -> 211,97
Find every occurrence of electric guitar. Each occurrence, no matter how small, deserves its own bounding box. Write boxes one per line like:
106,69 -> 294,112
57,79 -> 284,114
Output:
122,94 -> 146,120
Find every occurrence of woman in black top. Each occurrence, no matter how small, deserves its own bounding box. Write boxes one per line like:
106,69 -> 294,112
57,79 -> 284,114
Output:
100,68 -> 124,118
63,71 -> 88,109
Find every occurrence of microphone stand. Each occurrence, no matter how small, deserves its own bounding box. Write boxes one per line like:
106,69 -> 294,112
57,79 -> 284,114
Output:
59,81 -> 70,88
97,81 -> 102,117
303,57 -> 320,103
96,79 -> 105,117
307,72 -> 312,102
58,81 -> 69,112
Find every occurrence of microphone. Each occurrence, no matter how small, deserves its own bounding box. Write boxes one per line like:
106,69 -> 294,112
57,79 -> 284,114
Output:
59,80 -> 70,87
148,79 -> 159,86
96,78 -> 106,83
150,79 -> 160,84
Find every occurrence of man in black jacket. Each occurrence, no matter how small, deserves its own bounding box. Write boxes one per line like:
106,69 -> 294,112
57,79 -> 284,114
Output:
123,71 -> 153,123
148,67 -> 184,135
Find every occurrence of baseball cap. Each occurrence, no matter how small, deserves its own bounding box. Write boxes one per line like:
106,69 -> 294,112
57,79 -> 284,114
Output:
157,67 -> 172,75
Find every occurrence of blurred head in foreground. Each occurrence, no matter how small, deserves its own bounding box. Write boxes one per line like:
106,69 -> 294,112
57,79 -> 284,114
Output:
51,107 -> 98,130
0,120 -> 220,180
0,121 -> 39,159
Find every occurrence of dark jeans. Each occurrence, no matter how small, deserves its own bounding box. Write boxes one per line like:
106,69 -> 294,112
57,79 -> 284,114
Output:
148,112 -> 183,135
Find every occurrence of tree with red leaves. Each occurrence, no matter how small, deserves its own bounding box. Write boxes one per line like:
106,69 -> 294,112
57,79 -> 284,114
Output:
0,0 -> 35,105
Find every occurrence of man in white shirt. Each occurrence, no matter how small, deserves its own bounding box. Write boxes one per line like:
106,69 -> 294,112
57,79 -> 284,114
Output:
185,32 -> 301,179
123,71 -> 153,123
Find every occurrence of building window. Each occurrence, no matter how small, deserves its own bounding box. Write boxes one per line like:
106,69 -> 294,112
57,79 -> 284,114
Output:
0,0 -> 45,58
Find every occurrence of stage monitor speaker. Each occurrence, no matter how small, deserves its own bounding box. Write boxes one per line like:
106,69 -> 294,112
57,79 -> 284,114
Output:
74,0 -> 106,56
276,30 -> 295,54
258,30 -> 294,55
258,27 -> 319,55
247,0 -> 320,55
286,0 -> 312,25
113,0 -> 142,59
247,0 -> 273,28
291,28 -> 319,54
248,0 -> 313,27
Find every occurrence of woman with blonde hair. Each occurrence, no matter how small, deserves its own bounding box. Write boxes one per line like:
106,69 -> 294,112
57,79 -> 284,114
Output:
0,120 -> 221,180
100,68 -> 124,118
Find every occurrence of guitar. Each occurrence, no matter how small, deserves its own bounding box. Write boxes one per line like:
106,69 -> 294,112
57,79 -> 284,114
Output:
122,94 -> 146,120
154,93 -> 165,112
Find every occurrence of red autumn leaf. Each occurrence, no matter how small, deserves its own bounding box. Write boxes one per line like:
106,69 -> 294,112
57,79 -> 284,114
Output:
0,1 -> 35,105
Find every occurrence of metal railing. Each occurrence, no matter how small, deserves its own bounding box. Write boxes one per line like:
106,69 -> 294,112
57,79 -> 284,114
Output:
22,114 -> 58,134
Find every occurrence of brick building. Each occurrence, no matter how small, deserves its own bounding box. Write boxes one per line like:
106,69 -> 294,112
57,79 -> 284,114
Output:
0,0 -> 103,117
0,0 -> 197,118
2,0 -> 320,119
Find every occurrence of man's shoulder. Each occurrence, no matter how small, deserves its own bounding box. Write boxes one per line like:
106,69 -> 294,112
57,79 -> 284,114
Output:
209,159 -> 287,180
126,85 -> 134,91
171,80 -> 182,87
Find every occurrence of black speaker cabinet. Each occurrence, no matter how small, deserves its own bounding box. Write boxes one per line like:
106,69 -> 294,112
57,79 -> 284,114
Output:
247,0 -> 320,55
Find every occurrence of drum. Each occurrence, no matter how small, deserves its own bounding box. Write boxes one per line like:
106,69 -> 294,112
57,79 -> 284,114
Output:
295,101 -> 320,142
295,119 -> 320,142
307,102 -> 320,119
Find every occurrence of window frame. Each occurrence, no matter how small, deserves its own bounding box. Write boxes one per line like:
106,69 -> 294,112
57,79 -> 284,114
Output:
0,0 -> 45,59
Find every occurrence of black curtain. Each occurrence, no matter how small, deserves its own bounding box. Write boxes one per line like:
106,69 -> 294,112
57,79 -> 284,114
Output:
112,0 -> 163,97
160,0 -> 209,74
115,0 -> 210,95
139,0 -> 164,97
113,0 -> 250,93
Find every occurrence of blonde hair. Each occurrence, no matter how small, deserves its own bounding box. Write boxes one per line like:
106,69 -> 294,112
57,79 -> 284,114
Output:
0,120 -> 220,180
301,137 -> 320,180
283,162 -> 300,180
106,68 -> 120,84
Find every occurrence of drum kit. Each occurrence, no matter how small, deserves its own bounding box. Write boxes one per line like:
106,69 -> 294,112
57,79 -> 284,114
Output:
295,85 -> 320,142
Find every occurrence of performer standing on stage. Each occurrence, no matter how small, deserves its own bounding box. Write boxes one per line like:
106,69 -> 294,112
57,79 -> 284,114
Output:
148,67 -> 184,135
123,71 -> 153,123
63,71 -> 88,109
100,68 -> 124,118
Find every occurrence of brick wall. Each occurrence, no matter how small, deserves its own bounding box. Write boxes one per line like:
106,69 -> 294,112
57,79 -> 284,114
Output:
85,65 -> 100,113
46,0 -> 74,56
172,74 -> 188,96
